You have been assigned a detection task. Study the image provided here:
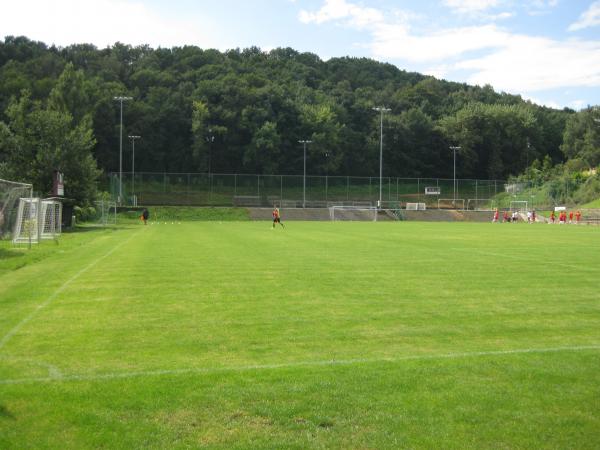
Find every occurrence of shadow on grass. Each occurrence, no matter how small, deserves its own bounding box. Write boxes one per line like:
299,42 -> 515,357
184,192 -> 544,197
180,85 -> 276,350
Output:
66,223 -> 139,234
0,248 -> 25,260
0,404 -> 15,420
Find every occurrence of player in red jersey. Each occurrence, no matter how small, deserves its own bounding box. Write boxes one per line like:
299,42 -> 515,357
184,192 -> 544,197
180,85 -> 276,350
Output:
569,211 -> 574,224
575,210 -> 581,224
492,208 -> 499,222
550,211 -> 555,223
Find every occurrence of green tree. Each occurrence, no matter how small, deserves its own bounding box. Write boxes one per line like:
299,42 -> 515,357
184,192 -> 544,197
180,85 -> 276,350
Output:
560,108 -> 600,167
0,91 -> 100,203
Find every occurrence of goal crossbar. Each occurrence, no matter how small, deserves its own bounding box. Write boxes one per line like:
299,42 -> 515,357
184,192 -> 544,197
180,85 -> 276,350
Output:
329,205 -> 378,221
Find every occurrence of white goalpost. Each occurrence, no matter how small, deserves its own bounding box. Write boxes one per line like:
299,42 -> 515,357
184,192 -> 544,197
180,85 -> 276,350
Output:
12,197 -> 41,244
40,200 -> 62,239
510,201 -> 528,212
0,178 -> 33,241
94,200 -> 117,226
329,205 -> 378,221
12,198 -> 62,244
406,202 -> 426,210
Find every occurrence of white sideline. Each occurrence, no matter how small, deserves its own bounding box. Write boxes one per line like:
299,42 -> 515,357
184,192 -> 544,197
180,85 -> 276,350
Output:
1,344 -> 598,385
0,231 -> 141,351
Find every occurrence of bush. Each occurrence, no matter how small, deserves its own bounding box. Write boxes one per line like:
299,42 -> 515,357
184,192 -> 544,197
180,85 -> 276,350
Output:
73,205 -> 97,222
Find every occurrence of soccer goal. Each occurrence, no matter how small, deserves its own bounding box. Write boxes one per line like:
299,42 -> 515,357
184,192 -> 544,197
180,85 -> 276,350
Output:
467,199 -> 495,211
510,201 -> 528,212
40,199 -> 62,239
406,202 -> 426,210
329,205 -> 378,221
12,197 -> 41,244
94,200 -> 117,226
0,178 -> 33,240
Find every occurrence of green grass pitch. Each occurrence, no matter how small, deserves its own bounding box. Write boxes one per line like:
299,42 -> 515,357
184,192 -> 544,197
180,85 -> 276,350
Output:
1,220 -> 599,448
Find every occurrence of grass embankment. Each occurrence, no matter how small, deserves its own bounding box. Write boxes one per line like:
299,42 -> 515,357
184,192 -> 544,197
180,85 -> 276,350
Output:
1,221 -> 599,448
582,198 -> 600,208
120,206 -> 250,222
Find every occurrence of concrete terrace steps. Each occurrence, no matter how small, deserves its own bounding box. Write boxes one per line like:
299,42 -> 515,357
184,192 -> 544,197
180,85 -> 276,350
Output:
247,208 -> 496,222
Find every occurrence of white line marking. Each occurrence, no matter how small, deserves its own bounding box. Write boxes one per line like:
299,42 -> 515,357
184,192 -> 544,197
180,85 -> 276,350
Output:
0,231 -> 140,351
0,357 -> 63,379
1,344 -> 598,385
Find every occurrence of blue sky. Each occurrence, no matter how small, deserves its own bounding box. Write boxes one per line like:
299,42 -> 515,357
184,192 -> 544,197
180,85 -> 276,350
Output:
2,0 -> 599,109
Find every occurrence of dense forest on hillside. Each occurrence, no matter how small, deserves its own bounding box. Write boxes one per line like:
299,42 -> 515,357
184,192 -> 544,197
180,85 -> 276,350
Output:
0,35 -> 598,204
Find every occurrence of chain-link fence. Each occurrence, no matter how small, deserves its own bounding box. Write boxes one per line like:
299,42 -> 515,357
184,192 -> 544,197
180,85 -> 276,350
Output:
108,172 -> 554,210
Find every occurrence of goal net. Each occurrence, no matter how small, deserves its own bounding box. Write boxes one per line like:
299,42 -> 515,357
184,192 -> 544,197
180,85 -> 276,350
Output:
94,200 -> 117,226
13,197 -> 41,244
510,201 -> 528,212
40,200 -> 62,239
0,178 -> 33,240
406,202 -> 426,210
329,205 -> 378,221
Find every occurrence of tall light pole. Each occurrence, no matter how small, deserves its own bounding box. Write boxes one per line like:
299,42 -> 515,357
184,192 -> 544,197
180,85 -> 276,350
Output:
114,96 -> 132,205
450,146 -> 461,204
373,106 -> 391,208
298,140 -> 312,208
128,135 -> 141,204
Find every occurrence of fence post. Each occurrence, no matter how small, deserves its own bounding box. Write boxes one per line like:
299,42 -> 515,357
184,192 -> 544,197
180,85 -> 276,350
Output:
347,176 -> 349,201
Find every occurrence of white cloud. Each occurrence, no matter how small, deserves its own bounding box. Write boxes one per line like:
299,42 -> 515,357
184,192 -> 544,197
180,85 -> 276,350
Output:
442,0 -> 502,14
371,24 -> 507,62
568,1 -> 600,31
299,0 -> 384,28
569,99 -> 587,110
456,34 -> 600,92
526,0 -> 559,16
522,94 -> 561,109
0,0 -> 219,49
299,0 -> 600,96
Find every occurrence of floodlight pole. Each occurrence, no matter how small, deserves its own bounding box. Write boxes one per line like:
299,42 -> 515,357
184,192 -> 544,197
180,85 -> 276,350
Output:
373,107 -> 390,209
450,146 -> 461,203
299,140 -> 312,208
128,135 -> 141,203
114,96 -> 132,205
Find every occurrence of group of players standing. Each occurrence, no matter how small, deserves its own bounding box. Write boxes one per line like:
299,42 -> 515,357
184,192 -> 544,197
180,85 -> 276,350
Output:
492,208 -> 582,224
549,210 -> 581,224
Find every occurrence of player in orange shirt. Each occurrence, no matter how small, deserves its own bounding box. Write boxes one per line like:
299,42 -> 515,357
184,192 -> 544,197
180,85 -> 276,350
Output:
575,210 -> 581,224
272,207 -> 284,229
